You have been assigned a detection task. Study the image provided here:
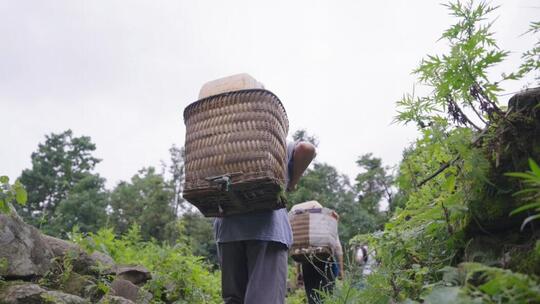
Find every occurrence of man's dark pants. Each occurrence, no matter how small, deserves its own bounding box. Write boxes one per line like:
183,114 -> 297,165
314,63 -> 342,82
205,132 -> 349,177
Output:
218,240 -> 288,304
301,259 -> 335,304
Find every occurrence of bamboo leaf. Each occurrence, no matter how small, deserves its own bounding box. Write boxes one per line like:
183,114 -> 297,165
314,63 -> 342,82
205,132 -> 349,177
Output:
520,214 -> 540,231
528,158 -> 540,177
510,202 -> 540,216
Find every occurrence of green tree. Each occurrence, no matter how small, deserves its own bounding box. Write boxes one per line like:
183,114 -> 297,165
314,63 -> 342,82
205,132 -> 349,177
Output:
110,167 -> 175,241
18,130 -> 101,228
355,153 -> 394,213
167,145 -> 186,216
179,212 -> 218,265
50,174 -> 109,237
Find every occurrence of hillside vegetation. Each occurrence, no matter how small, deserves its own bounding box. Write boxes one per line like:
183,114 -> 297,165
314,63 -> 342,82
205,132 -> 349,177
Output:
1,1 -> 539,303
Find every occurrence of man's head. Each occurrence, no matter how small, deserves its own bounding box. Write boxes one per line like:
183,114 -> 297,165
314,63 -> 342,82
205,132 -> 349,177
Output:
354,245 -> 369,265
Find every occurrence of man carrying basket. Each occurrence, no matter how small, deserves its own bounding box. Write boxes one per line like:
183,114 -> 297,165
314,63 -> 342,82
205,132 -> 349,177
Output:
215,139 -> 315,303
183,73 -> 316,304
289,201 -> 344,304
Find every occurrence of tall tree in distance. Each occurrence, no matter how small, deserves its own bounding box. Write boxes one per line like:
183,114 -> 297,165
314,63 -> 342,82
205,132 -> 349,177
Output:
18,130 -> 101,229
168,145 -> 186,217
179,211 -> 218,265
292,129 -> 319,147
109,167 -> 175,241
50,174 -> 108,237
355,153 -> 394,213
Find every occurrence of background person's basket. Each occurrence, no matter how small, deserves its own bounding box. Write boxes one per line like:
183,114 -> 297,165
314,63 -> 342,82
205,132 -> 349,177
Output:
182,89 -> 289,217
289,207 -> 339,263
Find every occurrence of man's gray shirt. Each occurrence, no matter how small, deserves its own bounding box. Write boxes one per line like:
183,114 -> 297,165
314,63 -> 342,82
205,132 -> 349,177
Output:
214,141 -> 295,248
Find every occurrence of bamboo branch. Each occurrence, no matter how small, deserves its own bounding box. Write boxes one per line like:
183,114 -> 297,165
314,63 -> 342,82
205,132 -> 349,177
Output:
417,155 -> 461,187
417,128 -> 488,187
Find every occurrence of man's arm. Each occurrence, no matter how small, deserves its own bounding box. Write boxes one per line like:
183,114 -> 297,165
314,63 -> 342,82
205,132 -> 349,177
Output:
287,142 -> 316,191
335,236 -> 345,279
338,253 -> 345,280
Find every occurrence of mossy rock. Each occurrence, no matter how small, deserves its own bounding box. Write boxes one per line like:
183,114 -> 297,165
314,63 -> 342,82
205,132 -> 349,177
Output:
466,186 -> 525,233
0,281 -> 90,304
60,273 -> 97,298
466,88 -> 540,233
507,240 -> 540,276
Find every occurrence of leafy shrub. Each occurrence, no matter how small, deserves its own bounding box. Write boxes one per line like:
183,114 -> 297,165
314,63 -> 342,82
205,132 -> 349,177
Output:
71,225 -> 221,303
421,263 -> 540,304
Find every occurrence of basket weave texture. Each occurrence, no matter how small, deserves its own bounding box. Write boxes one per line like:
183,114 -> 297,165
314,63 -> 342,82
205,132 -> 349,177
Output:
289,208 -> 339,263
183,89 -> 289,217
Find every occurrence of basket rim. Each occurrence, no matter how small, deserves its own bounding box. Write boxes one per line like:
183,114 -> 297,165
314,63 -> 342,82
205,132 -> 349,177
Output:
183,89 -> 288,124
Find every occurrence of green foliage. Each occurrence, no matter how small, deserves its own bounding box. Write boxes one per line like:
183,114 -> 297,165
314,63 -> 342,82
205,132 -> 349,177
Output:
286,288 -> 307,304
50,174 -> 109,237
17,130 -> 102,230
0,258 -> 8,278
506,239 -> 540,276
38,249 -> 108,302
40,252 -> 76,291
109,167 -> 175,241
355,153 -> 394,213
506,158 -> 540,230
178,212 -> 218,265
421,263 -> 540,303
167,145 -> 186,216
71,225 -> 221,303
396,0 -> 523,130
0,176 -> 27,213
40,293 -> 60,303
316,279 -> 364,304
350,119 -> 490,301
353,2 -> 540,303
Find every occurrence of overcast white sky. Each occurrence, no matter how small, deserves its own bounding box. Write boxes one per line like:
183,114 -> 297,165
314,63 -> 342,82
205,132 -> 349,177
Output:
1,0 -> 538,188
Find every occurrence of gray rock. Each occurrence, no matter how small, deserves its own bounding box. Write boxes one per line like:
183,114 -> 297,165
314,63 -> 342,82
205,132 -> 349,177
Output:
508,86 -> 540,112
44,290 -> 90,304
116,265 -> 151,285
90,251 -> 116,270
0,282 -> 89,304
59,272 -> 96,298
97,295 -> 135,304
42,235 -> 115,275
0,214 -> 54,278
0,283 -> 44,304
110,279 -> 151,304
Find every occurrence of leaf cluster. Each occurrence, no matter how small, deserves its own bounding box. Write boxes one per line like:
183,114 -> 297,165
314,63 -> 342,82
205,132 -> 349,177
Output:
0,176 -> 27,213
396,1 -> 539,132
71,225 -> 221,303
420,263 -> 540,303
506,158 -> 540,230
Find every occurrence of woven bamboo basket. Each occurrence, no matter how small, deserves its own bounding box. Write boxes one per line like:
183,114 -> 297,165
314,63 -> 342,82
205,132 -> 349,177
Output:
182,89 -> 289,217
289,207 -> 339,263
